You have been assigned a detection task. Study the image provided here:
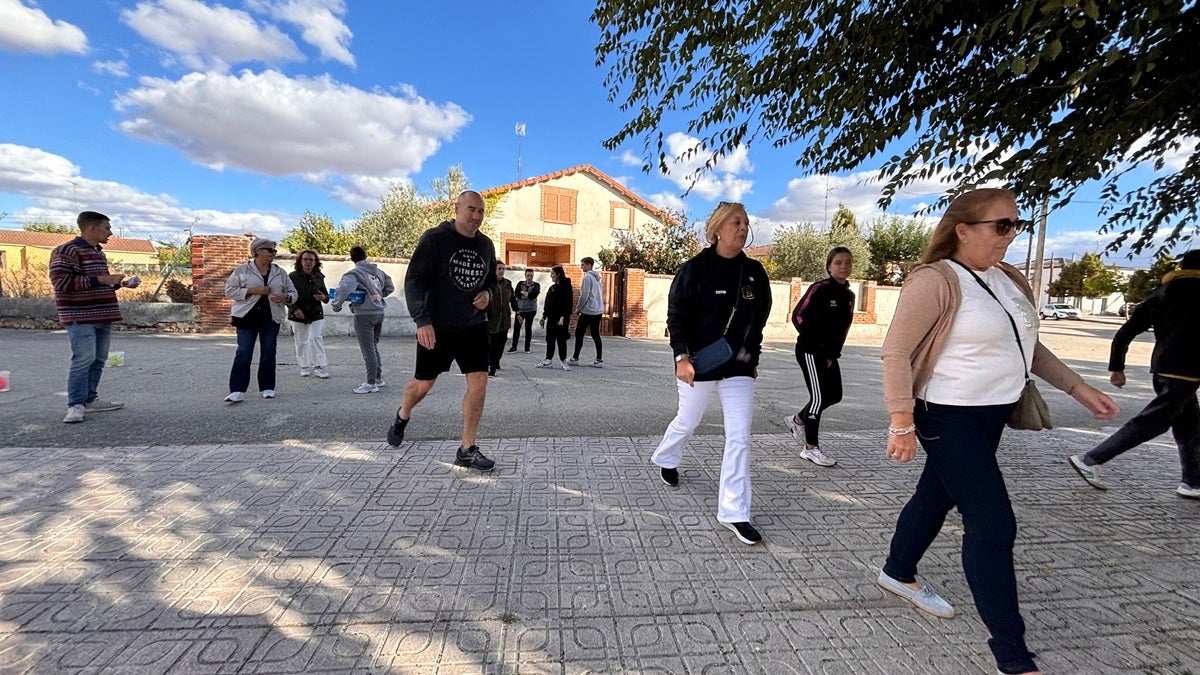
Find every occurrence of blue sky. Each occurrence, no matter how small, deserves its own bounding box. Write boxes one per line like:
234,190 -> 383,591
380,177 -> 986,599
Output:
0,0 -> 1188,266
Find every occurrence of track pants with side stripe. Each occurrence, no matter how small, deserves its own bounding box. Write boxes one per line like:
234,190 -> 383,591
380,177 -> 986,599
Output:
795,348 -> 843,447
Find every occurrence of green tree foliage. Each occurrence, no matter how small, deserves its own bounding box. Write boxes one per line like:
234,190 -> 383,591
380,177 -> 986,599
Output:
23,222 -> 74,234
353,165 -> 503,258
1122,254 -> 1179,304
281,211 -> 356,255
1048,252 -> 1123,298
597,211 -> 702,274
865,215 -> 933,285
768,217 -> 869,281
593,1 -> 1199,255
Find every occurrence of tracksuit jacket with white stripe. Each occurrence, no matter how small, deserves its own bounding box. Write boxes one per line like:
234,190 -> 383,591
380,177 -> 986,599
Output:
791,276 -> 855,359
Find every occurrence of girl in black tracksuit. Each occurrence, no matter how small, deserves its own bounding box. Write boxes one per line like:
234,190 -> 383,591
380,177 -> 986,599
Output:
787,247 -> 855,466
539,266 -> 574,367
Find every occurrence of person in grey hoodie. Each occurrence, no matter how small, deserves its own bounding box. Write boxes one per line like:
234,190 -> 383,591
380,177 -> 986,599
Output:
331,246 -> 394,394
571,256 -> 604,367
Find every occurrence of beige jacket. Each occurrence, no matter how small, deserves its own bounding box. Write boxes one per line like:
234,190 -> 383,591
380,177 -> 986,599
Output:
881,259 -> 1084,414
224,260 -> 298,325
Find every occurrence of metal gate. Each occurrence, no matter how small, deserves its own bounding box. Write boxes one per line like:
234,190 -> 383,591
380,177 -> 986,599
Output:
600,269 -> 624,336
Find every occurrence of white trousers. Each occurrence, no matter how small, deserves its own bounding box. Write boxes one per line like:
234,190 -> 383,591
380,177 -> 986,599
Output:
291,319 -> 328,368
651,376 -> 755,523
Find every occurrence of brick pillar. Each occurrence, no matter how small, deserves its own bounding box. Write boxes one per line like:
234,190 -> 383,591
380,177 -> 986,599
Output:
564,265 -> 583,333
852,280 -> 878,324
192,235 -> 252,332
623,268 -> 646,338
788,277 -> 803,318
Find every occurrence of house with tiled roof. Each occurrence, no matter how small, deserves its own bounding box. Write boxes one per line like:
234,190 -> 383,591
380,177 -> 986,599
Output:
0,229 -> 158,272
480,164 -> 672,267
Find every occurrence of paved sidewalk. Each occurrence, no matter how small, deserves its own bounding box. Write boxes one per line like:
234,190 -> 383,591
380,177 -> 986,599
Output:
2,427 -> 1198,673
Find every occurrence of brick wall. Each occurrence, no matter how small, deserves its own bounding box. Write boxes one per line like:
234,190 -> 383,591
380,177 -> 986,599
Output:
623,268 -> 646,338
192,235 -> 253,332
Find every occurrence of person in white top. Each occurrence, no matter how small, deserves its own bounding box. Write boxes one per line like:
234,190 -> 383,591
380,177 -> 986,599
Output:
878,188 -> 1119,675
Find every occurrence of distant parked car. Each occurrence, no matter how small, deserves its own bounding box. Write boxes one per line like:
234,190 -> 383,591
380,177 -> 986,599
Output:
1041,303 -> 1082,320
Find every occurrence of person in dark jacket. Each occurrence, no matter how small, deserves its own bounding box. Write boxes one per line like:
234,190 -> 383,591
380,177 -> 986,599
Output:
287,250 -> 329,379
386,191 -> 498,472
651,201 -> 772,546
784,246 -> 856,467
509,268 -> 540,352
1069,249 -> 1200,498
537,266 -> 574,370
487,260 -> 516,376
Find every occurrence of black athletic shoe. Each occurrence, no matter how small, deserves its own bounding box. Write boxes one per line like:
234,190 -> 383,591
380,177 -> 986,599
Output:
387,415 -> 409,446
455,445 -> 495,471
660,467 -> 679,486
721,521 -> 762,545
507,347 -> 517,353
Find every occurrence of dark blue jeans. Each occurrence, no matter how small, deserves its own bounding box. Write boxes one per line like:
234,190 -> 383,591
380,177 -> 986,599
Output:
1084,374 -> 1200,487
883,401 -> 1036,674
229,320 -> 279,393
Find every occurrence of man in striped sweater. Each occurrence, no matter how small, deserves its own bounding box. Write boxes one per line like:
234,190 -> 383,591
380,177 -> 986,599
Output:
50,211 -> 141,423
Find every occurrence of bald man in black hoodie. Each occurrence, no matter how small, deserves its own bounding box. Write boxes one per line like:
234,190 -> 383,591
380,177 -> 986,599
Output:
386,191 -> 498,471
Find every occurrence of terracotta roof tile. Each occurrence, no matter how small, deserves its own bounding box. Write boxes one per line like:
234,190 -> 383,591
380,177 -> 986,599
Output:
0,229 -> 157,254
481,164 -> 675,223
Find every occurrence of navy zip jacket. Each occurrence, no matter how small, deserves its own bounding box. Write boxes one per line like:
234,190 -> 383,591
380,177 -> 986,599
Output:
1110,269 -> 1200,379
404,220 -> 497,329
791,276 -> 855,360
667,247 -> 772,382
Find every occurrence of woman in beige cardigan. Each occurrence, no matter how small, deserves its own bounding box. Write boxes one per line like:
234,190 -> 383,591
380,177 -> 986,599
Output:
877,188 -> 1118,675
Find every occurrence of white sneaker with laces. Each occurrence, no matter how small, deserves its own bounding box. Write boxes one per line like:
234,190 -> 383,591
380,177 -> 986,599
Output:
561,361 -> 571,371
799,445 -> 837,467
300,367 -> 313,377
224,392 -> 244,403
1177,483 -> 1200,500
375,379 -> 386,387
261,390 -> 275,399
63,405 -> 85,423
353,382 -> 379,394
783,414 -> 805,443
314,367 -> 330,379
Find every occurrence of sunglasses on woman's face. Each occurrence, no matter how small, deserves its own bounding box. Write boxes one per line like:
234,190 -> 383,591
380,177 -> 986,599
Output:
965,217 -> 1031,236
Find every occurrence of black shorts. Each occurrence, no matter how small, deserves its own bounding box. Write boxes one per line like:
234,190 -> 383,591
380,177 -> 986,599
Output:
414,323 -> 489,380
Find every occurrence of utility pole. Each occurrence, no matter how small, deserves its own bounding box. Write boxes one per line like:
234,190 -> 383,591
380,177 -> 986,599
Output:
1023,202 -> 1035,278
1031,195 -> 1050,305
515,123 -> 525,181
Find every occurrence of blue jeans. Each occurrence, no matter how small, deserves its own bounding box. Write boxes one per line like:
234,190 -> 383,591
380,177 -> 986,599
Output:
66,322 -> 112,406
883,401 -> 1036,674
229,320 -> 280,393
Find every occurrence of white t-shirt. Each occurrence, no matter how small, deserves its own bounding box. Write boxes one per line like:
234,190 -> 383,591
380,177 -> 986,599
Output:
921,265 -> 1039,406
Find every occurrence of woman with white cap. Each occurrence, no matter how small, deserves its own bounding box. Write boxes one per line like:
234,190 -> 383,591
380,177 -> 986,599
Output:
223,237 -> 297,402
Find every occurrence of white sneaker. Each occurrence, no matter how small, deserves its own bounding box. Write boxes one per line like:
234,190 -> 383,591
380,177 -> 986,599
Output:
1178,483 -> 1200,500
375,379 -> 386,387
353,382 -> 379,394
799,446 -> 837,467
537,359 -> 554,368
224,392 -> 244,403
84,399 -> 124,412
561,361 -> 571,371
261,390 -> 276,399
314,367 -> 330,379
63,404 -> 85,423
782,414 -> 805,443
300,367 -> 313,377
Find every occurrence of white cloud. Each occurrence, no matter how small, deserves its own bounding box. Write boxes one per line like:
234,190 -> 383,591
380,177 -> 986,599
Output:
646,191 -> 686,214
0,143 -> 291,239
121,0 -> 303,71
92,60 -> 129,77
113,70 -> 471,208
617,150 -> 641,167
0,0 -> 87,55
657,132 -> 754,202
247,0 -> 354,67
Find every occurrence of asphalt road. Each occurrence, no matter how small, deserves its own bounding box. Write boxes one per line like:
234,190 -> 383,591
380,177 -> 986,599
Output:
0,318 -> 1155,448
